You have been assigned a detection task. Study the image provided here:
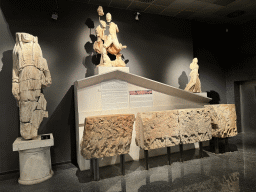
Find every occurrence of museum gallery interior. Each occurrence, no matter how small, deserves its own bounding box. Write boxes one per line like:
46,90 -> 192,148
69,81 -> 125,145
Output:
1,0 -> 256,191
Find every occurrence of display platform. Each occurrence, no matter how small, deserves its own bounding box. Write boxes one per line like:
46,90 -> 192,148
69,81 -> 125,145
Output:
95,66 -> 129,75
13,133 -> 54,185
74,69 -> 212,171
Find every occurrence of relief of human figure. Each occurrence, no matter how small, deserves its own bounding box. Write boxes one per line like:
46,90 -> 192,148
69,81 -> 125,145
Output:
184,58 -> 201,93
93,6 -> 127,67
12,32 -> 52,140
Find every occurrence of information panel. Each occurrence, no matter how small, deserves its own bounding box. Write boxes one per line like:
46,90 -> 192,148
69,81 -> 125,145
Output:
129,90 -> 153,108
101,80 -> 128,110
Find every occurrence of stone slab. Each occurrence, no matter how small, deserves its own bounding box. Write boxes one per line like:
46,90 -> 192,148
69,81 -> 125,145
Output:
205,104 -> 237,138
80,114 -> 135,159
135,110 -> 179,150
135,109 -> 212,150
178,108 -> 212,144
13,133 -> 54,151
94,67 -> 129,75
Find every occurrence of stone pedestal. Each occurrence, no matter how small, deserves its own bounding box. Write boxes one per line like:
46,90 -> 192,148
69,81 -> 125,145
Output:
13,133 -> 54,185
195,92 -> 207,97
94,66 -> 129,75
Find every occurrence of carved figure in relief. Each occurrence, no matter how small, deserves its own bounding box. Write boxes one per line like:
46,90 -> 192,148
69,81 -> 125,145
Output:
93,6 -> 127,67
12,32 -> 52,140
185,58 -> 201,93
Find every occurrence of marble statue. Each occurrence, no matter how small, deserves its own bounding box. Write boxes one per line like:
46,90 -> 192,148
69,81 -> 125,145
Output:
185,58 -> 201,93
93,6 -> 127,67
12,32 -> 52,140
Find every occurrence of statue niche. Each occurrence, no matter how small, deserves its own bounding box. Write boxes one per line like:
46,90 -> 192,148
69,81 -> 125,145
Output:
93,6 -> 127,67
12,32 -> 52,140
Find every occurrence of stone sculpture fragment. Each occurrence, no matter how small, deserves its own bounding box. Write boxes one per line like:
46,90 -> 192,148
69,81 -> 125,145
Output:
80,114 -> 135,159
178,108 -> 212,144
205,104 -> 237,138
93,6 -> 127,67
185,58 -> 201,93
135,110 -> 180,150
12,32 -> 51,140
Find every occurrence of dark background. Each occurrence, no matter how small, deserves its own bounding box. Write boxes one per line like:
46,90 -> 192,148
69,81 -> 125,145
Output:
0,0 -> 254,174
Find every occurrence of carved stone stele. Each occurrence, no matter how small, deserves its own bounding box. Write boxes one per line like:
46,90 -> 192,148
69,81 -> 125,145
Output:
178,108 -> 212,144
80,114 -> 135,159
12,33 -> 51,140
205,104 -> 237,138
135,110 -> 180,150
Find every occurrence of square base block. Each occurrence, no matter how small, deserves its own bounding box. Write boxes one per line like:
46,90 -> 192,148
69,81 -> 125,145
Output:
94,67 -> 129,75
13,133 -> 54,185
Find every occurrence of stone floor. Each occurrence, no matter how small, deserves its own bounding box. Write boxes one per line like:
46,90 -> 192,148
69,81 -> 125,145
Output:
1,132 -> 256,192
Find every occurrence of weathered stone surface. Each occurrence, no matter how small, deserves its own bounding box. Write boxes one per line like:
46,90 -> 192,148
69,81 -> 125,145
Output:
80,114 -> 135,159
135,108 -> 212,150
205,104 -> 237,138
179,108 -> 212,144
12,33 -> 52,140
135,110 -> 179,150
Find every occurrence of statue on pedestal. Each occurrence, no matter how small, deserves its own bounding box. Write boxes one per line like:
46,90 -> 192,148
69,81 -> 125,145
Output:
93,6 -> 127,67
12,32 -> 52,140
185,58 -> 201,93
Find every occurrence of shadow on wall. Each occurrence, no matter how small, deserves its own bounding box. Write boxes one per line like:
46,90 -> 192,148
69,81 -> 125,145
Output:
178,71 -> 188,90
39,85 -> 77,166
84,18 -> 98,77
0,50 -> 20,173
84,34 -> 99,77
207,90 -> 220,104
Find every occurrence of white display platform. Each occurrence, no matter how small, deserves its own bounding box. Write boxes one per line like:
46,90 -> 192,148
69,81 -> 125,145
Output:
195,92 -> 207,97
95,66 -> 129,75
13,133 -> 54,185
74,70 -> 212,171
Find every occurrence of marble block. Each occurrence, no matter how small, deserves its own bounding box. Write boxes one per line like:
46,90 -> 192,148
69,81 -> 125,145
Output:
80,114 -> 135,159
135,110 -> 180,150
195,92 -> 207,97
94,66 -> 129,75
205,104 -> 237,138
178,108 -> 212,144
13,133 -> 54,185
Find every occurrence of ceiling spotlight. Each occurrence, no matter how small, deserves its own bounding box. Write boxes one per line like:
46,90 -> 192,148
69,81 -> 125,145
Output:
135,12 -> 140,21
51,12 -> 58,20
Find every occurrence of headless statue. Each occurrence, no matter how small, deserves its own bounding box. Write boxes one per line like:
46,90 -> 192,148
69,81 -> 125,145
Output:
12,32 -> 52,139
185,58 -> 201,93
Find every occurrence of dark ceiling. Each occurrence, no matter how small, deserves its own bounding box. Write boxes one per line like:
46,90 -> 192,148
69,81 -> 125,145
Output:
70,0 -> 256,24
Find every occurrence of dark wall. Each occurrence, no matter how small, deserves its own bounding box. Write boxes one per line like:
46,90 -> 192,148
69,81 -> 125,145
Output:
224,20 -> 256,133
192,22 -> 238,104
226,20 -> 256,105
0,0 -> 228,174
240,81 -> 256,133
